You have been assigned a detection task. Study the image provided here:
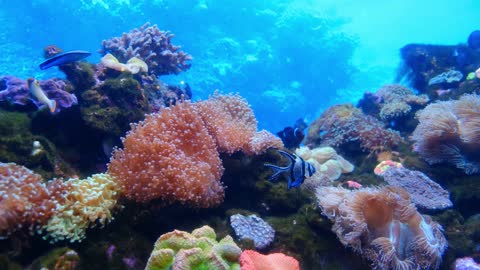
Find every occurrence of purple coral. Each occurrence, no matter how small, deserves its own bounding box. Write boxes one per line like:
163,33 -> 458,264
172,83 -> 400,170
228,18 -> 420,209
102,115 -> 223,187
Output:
411,94 -> 480,174
230,214 -> 275,250
0,76 -> 77,113
100,23 -> 192,76
455,257 -> 480,270
381,166 -> 452,210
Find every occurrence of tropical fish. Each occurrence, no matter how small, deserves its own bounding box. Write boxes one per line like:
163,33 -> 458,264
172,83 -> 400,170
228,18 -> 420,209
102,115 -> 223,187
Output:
27,78 -> 56,113
39,50 -> 91,70
264,149 -> 316,189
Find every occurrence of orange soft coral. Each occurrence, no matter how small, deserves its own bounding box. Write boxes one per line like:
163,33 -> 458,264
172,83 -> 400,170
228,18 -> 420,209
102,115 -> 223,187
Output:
0,162 -> 67,236
108,93 -> 282,206
108,100 -> 224,206
316,186 -> 447,270
239,250 -> 299,270
196,93 -> 282,154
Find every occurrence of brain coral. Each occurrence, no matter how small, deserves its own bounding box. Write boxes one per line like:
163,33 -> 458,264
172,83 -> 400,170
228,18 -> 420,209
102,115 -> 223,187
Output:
145,225 -> 241,270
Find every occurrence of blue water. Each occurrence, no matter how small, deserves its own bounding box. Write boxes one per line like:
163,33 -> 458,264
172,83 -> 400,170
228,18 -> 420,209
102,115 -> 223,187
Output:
0,0 -> 478,132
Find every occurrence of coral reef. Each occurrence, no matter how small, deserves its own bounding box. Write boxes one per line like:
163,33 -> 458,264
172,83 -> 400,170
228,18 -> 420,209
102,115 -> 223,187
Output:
0,76 -> 77,113
295,146 -> 354,188
229,214 -> 275,250
454,257 -> 480,270
359,84 -> 429,121
100,23 -> 192,76
411,94 -> 480,174
107,100 -> 225,206
305,104 -> 402,152
428,70 -> 463,86
145,225 -> 241,270
41,173 -> 120,243
0,162 -> 66,236
239,250 -> 300,270
316,186 -> 447,270
380,166 -> 452,210
108,93 -> 281,206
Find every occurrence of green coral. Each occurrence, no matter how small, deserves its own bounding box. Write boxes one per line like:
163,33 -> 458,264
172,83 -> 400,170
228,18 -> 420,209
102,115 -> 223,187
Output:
145,225 -> 241,270
80,76 -> 150,136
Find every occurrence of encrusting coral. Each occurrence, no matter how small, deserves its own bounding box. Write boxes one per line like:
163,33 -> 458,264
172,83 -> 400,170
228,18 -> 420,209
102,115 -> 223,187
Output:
108,93 -> 282,206
239,250 -> 300,270
316,186 -> 447,270
145,225 -> 241,270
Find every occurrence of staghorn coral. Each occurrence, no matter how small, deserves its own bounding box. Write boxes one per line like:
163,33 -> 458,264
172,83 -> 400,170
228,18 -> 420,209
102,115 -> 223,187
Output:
0,162 -> 66,236
108,93 -> 282,205
411,94 -> 480,174
100,23 -> 192,76
41,173 -> 120,243
305,104 -> 402,152
239,250 -> 300,270
316,186 -> 447,270
145,225 -> 241,270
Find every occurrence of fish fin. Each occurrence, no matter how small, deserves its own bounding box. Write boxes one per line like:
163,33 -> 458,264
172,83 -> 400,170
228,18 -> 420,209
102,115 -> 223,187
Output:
277,150 -> 296,163
49,100 -> 57,113
264,164 -> 288,182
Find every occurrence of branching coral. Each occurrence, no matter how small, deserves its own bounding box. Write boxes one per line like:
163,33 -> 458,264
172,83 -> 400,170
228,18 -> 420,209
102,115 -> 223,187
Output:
100,23 -> 192,76
41,174 -> 120,243
305,104 -> 402,152
108,93 -> 282,206
316,186 -> 447,270
373,84 -> 429,121
411,94 -> 480,174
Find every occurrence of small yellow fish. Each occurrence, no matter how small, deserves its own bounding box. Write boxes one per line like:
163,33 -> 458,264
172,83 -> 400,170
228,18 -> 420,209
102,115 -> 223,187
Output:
27,78 -> 56,113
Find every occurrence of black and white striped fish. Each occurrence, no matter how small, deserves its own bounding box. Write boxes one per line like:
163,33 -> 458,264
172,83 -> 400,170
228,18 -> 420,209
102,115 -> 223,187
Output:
264,150 -> 316,189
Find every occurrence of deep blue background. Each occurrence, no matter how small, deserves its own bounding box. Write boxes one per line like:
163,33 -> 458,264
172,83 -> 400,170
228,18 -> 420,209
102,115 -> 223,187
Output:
0,0 -> 478,131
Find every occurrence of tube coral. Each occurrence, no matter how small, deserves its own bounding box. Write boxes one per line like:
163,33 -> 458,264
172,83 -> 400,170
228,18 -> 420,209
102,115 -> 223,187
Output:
108,93 -> 282,206
316,186 -> 447,270
411,94 -> 480,174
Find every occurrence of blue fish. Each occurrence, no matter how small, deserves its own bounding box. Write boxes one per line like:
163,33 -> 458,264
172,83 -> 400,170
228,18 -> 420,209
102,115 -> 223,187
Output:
264,150 -> 316,189
39,50 -> 91,70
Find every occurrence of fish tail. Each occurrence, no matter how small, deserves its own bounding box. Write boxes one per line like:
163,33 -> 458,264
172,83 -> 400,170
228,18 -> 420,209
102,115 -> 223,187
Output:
264,164 -> 288,182
49,99 -> 57,113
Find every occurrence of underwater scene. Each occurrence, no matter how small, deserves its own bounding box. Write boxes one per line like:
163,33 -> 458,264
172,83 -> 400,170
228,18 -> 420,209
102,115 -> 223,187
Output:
1,0 -> 480,269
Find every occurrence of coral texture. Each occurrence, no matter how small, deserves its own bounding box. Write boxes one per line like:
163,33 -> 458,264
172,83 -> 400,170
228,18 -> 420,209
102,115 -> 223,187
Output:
145,225 -> 241,270
100,23 -> 192,76
0,162 -> 66,236
108,93 -> 282,205
380,166 -> 452,210
372,84 -> 429,120
239,250 -> 300,270
108,100 -> 224,206
230,214 -> 275,250
41,174 -> 120,243
305,104 -> 402,152
0,76 -> 77,112
316,186 -> 447,270
411,94 -> 480,174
